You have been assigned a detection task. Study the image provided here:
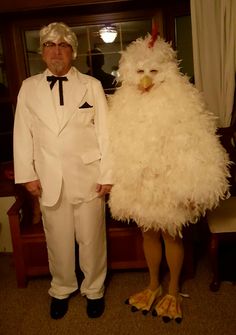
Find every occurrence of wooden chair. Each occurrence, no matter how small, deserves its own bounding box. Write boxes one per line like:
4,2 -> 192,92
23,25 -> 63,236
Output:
7,188 -> 49,288
206,126 -> 236,291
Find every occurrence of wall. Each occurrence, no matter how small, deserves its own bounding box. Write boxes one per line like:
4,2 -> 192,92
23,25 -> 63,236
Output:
0,196 -> 14,252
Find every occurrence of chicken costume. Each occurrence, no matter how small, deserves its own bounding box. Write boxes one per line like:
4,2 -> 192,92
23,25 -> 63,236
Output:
108,33 -> 230,322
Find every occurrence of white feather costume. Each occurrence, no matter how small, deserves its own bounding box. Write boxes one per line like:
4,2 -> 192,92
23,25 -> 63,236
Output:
108,35 -> 230,237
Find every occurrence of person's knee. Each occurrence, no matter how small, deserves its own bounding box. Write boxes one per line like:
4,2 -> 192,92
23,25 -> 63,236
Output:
162,231 -> 182,246
143,229 -> 161,242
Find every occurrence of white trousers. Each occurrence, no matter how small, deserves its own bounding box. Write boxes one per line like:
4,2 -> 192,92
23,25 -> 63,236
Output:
40,186 -> 107,300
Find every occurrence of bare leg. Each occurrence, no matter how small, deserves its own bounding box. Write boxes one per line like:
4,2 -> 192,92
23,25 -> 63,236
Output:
126,229 -> 163,313
142,229 -> 162,291
162,231 -> 184,297
153,232 -> 184,322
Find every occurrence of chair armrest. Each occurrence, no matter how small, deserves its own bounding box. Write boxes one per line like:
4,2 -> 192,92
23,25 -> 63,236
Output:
7,195 -> 25,216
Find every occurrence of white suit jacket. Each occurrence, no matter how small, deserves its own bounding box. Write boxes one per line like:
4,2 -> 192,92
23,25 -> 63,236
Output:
14,67 -> 112,206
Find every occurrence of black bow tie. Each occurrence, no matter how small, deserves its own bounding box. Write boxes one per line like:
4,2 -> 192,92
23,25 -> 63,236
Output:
47,75 -> 68,106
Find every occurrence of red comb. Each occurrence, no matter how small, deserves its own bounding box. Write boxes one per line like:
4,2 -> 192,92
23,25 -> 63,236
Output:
148,20 -> 158,48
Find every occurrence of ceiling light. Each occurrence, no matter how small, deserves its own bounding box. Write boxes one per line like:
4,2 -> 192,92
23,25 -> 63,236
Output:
99,26 -> 118,43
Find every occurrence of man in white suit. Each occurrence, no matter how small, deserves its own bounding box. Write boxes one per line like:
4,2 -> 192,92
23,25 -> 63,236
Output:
13,22 -> 112,319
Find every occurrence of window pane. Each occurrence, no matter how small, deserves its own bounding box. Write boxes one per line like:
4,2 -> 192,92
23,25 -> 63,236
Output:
25,30 -> 45,76
72,26 -> 88,73
175,16 -> 194,81
120,20 -> 152,48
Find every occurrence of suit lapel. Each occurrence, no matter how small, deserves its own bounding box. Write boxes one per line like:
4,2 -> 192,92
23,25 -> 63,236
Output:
36,72 -> 60,134
59,70 -> 87,133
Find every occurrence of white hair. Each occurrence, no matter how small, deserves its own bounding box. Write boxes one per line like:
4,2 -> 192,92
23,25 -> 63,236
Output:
39,22 -> 78,59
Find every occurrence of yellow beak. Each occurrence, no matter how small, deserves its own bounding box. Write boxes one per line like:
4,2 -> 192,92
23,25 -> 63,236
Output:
138,75 -> 153,92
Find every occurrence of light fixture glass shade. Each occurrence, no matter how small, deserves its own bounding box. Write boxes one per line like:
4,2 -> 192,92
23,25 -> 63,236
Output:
99,26 -> 117,43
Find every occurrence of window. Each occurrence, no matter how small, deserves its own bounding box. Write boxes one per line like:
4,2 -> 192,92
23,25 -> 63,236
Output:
24,20 -> 152,93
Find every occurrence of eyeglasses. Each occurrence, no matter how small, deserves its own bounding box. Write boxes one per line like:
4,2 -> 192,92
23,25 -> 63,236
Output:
43,41 -> 71,49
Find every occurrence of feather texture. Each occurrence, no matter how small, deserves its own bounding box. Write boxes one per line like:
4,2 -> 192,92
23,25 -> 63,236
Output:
108,35 -> 230,237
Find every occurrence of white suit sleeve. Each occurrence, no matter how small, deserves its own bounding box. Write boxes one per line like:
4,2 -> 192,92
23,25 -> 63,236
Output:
13,82 -> 38,184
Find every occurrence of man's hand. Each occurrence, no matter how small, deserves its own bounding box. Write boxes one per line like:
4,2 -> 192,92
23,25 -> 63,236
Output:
23,180 -> 42,197
96,184 -> 112,197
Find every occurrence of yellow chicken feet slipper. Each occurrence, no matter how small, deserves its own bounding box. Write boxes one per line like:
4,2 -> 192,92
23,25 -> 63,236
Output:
125,286 -> 162,315
152,294 -> 183,323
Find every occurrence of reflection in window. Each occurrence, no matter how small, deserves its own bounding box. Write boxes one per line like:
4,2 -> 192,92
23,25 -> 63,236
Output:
86,48 -> 118,94
175,16 -> 194,82
24,20 -> 152,93
0,34 -> 8,96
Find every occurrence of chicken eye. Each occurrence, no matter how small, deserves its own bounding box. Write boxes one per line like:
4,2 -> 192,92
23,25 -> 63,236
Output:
150,69 -> 158,74
137,69 -> 144,74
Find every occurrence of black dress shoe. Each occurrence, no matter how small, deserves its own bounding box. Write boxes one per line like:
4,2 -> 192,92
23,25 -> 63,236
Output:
50,297 -> 69,319
86,297 -> 105,318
